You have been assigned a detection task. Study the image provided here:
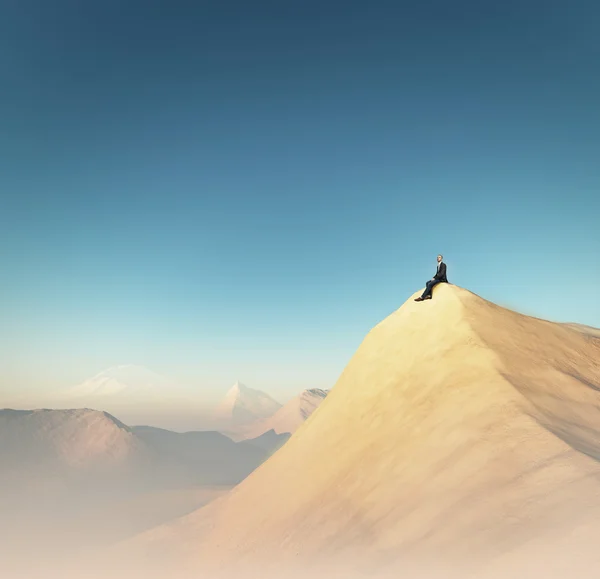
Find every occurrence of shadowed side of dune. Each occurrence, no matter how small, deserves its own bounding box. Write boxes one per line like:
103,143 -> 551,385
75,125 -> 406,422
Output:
460,292 -> 600,461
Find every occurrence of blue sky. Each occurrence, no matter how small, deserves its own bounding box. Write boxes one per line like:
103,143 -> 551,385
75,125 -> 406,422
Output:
1,0 -> 599,404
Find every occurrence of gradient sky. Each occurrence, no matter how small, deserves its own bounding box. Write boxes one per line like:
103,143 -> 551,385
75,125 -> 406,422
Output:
1,0 -> 599,405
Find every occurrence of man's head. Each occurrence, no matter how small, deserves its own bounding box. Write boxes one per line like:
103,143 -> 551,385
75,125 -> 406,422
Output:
437,254 -> 443,263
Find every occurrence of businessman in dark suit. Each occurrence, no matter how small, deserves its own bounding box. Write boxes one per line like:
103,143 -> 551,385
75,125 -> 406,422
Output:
415,255 -> 448,302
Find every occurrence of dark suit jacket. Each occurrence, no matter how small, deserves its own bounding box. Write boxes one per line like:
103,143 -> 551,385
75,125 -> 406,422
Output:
434,262 -> 448,283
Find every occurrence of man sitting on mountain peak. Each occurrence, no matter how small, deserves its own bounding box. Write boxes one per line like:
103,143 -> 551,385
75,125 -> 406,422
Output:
415,254 -> 448,302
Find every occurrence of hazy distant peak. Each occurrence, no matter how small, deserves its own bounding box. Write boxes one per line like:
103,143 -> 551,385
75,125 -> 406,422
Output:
229,387 -> 329,440
68,365 -> 173,399
215,382 -> 281,426
227,381 -> 249,394
88,364 -> 168,384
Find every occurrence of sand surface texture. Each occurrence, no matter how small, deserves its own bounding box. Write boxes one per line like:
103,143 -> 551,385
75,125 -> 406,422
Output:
129,284 -> 600,578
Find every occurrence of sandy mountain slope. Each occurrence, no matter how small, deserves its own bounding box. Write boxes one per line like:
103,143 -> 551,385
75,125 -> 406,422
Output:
231,389 -> 328,441
133,284 -> 600,578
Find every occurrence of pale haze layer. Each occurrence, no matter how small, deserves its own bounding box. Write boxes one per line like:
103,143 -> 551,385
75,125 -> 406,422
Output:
1,1 -> 599,409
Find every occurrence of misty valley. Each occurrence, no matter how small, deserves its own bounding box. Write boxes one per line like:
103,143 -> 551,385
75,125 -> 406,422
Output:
1,384 -> 327,574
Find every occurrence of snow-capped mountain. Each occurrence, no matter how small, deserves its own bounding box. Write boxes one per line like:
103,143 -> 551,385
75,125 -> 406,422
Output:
67,365 -> 173,399
234,388 -> 329,440
214,382 -> 282,427
55,365 -> 196,428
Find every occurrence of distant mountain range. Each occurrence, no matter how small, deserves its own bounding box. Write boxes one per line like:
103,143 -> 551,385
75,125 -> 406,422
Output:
131,424 -> 289,485
59,367 -> 329,438
223,388 -> 329,441
0,408 -> 286,494
0,343 -> 327,570
0,407 -> 290,567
